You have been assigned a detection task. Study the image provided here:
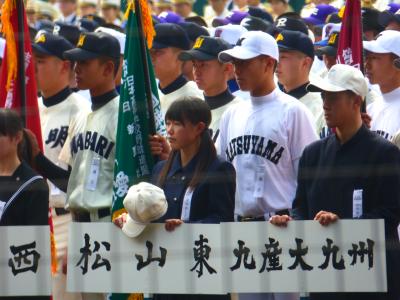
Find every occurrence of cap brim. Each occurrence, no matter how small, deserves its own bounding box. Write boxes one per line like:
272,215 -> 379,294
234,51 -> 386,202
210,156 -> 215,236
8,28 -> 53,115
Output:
122,215 -> 147,238
314,39 -> 328,47
212,18 -> 229,27
32,43 -> 54,57
363,40 -> 390,54
218,46 -> 259,63
151,41 -> 169,49
307,79 -> 347,93
315,46 -> 337,57
179,49 -> 216,61
63,48 -> 100,61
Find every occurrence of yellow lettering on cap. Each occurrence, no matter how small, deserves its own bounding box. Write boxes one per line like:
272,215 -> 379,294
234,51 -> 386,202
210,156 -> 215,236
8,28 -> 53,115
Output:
35,34 -> 46,44
328,33 -> 337,45
193,37 -> 204,49
276,33 -> 284,43
77,34 -> 86,47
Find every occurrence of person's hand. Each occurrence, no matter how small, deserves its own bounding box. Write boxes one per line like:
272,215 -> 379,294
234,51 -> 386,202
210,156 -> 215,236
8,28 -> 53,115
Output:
113,213 -> 128,229
62,250 -> 68,275
314,211 -> 339,226
149,134 -> 171,160
361,112 -> 372,128
23,128 -> 41,158
165,219 -> 183,232
269,214 -> 292,227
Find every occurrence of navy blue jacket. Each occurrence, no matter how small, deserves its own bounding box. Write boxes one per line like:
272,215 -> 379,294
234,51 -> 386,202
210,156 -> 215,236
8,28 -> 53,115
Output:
293,125 -> 400,300
152,153 -> 235,224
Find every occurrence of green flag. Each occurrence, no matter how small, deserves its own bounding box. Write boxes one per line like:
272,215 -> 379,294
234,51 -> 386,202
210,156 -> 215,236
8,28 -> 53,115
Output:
110,4 -> 165,300
112,6 -> 165,219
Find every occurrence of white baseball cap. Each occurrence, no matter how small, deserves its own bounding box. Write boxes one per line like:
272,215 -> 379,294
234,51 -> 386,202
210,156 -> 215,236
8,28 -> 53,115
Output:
307,64 -> 368,99
218,30 -> 279,63
122,182 -> 168,238
95,27 -> 125,55
363,30 -> 400,57
212,24 -> 248,46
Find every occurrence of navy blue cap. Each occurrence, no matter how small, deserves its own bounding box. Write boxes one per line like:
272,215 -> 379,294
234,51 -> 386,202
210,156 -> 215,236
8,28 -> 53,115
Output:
53,21 -> 82,45
63,31 -> 120,60
32,32 -> 74,60
179,36 -> 232,61
272,16 -> 309,36
247,6 -> 273,23
178,22 -> 209,43
276,30 -> 314,58
152,23 -> 191,50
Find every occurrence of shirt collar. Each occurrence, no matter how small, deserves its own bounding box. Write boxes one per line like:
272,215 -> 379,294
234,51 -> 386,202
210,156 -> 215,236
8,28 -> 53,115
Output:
329,124 -> 369,151
91,89 -> 119,111
168,151 -> 199,177
204,89 -> 234,110
281,82 -> 309,99
42,86 -> 72,107
159,75 -> 188,95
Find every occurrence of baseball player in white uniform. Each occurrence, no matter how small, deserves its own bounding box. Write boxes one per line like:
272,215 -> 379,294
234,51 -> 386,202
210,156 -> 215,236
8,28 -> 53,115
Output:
217,30 -> 318,300
33,31 -> 88,300
364,30 -> 400,141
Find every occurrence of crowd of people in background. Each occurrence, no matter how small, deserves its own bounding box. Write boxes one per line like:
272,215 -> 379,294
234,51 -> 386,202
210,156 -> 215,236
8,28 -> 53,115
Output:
1,0 -> 400,299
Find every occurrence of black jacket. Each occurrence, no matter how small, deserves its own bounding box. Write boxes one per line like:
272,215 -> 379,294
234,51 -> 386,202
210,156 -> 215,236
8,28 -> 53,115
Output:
151,153 -> 235,300
0,162 -> 50,300
0,162 -> 49,226
292,125 -> 400,300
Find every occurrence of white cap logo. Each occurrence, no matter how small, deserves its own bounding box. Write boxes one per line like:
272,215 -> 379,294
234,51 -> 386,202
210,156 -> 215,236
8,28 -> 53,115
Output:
276,18 -> 287,27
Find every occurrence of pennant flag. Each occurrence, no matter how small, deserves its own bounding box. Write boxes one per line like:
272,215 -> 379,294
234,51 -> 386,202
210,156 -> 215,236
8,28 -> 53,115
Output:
336,0 -> 364,72
0,0 -> 57,276
110,0 -> 165,299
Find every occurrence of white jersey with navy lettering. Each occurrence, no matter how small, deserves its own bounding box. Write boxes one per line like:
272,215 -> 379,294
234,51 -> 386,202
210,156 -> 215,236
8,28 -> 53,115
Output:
217,88 -> 318,218
60,96 -> 119,212
39,92 -> 90,208
367,87 -> 400,141
159,81 -> 203,114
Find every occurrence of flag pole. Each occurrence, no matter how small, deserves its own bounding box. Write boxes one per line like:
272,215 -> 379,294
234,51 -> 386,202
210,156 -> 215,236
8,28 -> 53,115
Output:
134,0 -> 156,135
16,0 -> 26,126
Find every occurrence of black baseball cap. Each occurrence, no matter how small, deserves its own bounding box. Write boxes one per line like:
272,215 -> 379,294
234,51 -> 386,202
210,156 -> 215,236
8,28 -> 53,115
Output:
241,16 -> 272,32
247,6 -> 273,23
178,36 -> 232,61
53,21 -> 82,45
276,30 -> 314,58
178,22 -> 209,43
272,16 -> 309,36
152,23 -> 191,50
315,31 -> 339,57
63,31 -> 120,61
32,32 -> 74,60
362,8 -> 384,33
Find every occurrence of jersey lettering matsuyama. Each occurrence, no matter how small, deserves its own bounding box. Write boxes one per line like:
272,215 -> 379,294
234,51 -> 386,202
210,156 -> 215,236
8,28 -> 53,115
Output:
226,135 -> 284,164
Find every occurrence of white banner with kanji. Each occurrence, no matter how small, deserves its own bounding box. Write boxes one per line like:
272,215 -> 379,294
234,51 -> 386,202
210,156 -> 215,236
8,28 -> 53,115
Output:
0,226 -> 51,296
67,220 -> 387,294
